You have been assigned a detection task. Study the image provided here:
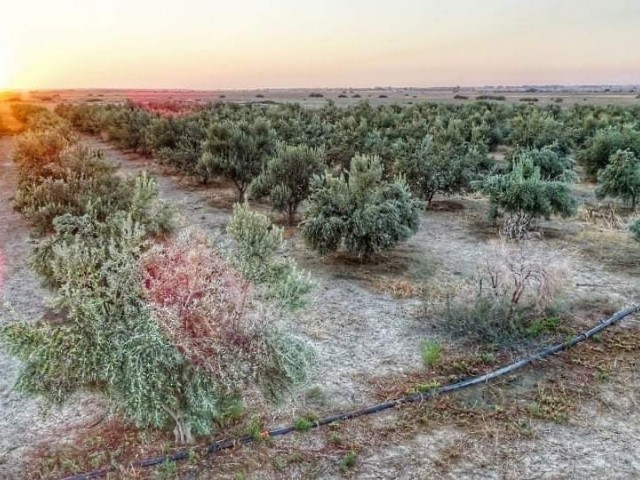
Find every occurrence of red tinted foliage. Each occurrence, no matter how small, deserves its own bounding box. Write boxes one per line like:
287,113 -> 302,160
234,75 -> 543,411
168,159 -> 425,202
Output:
141,230 -> 252,372
127,99 -> 204,117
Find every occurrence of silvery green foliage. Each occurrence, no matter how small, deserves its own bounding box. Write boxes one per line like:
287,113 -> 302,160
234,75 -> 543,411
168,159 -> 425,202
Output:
577,125 -> 640,179
13,124 -> 76,185
198,119 -> 277,199
506,144 -> 576,182
4,112 -> 311,443
2,214 -> 214,437
227,203 -> 313,310
508,109 -> 571,154
6,213 -> 312,443
393,135 -> 481,206
630,218 -> 640,242
595,150 -> 640,209
250,144 -> 325,225
13,128 -> 174,235
302,155 -> 422,259
478,158 -> 576,239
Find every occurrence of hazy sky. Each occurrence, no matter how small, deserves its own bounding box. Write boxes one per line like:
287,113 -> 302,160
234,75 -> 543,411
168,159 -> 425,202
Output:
2,0 -> 639,89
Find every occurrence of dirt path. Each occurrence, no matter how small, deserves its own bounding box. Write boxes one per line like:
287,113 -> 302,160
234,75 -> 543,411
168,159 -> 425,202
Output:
0,137 -> 106,479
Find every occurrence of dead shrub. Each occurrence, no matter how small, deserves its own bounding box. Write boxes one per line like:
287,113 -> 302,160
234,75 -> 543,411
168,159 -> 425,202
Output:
477,242 -> 568,312
440,242 -> 570,345
578,202 -> 626,230
140,228 -> 313,403
141,229 -> 252,375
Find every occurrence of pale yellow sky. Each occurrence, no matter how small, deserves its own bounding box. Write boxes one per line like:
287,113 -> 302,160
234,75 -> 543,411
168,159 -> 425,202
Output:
1,0 -> 639,89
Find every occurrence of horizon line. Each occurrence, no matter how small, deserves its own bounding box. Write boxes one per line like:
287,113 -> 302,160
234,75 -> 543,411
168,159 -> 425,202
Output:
4,83 -> 640,93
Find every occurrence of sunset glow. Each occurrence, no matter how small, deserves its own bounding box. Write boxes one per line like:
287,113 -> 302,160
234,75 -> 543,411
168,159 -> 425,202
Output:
3,0 -> 640,89
0,42 -> 12,89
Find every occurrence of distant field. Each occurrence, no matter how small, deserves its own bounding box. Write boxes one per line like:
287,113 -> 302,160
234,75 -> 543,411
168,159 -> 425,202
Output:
2,87 -> 639,107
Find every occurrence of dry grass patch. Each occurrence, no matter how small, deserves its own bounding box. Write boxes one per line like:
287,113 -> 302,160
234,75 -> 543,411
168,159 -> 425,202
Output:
372,277 -> 422,299
571,229 -> 640,275
27,419 -> 174,479
31,326 -> 640,479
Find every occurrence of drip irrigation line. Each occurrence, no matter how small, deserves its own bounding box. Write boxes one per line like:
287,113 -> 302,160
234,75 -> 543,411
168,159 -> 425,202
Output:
63,304 -> 640,480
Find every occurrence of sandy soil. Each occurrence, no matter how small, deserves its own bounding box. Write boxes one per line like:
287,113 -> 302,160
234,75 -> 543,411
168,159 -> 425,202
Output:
1,130 -> 639,478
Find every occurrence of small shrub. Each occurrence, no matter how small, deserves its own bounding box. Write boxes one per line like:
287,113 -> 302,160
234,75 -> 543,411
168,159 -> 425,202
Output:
453,94 -> 469,100
420,340 -> 443,368
329,433 -> 344,446
198,119 -> 277,197
6,221 -> 312,445
577,126 -> 640,179
525,316 -> 561,337
338,94 -> 348,98
288,452 -> 305,463
246,416 -> 265,441
309,92 -> 324,98
11,103 -> 51,124
227,203 -> 313,309
250,144 -> 325,225
302,155 -> 422,259
21,165 -> 172,235
505,145 -> 575,181
255,94 -> 265,98
476,95 -> 506,101
394,136 -> 483,207
509,109 -> 570,153
477,158 -> 576,239
595,149 -> 640,209
520,97 -> 539,102
439,244 -> 569,345
294,416 -> 316,432
339,451 -> 358,472
13,125 -> 76,184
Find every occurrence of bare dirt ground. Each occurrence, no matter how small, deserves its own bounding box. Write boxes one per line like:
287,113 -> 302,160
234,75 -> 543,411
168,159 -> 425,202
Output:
1,126 -> 640,478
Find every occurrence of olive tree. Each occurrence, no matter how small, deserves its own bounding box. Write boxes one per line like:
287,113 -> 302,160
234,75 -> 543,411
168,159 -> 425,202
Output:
393,136 -> 487,207
508,109 -> 570,153
251,144 -> 325,225
198,119 -> 277,199
506,144 -> 575,181
478,158 -> 576,239
595,150 -> 640,209
577,126 -> 640,179
302,155 -> 422,259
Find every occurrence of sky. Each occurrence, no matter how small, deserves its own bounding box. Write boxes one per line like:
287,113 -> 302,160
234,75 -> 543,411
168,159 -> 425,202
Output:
1,0 -> 639,89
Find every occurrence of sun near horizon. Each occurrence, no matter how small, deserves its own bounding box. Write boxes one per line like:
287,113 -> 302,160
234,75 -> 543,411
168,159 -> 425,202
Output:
2,1 -> 640,90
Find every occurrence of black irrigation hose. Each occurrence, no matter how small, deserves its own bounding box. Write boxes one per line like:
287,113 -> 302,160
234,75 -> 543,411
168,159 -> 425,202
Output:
63,304 -> 640,480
